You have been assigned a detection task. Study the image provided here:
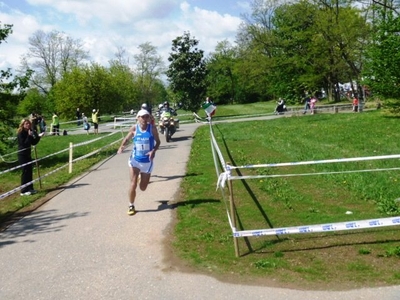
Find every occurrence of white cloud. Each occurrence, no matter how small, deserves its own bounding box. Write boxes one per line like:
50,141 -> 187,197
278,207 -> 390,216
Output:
1,0 -> 243,73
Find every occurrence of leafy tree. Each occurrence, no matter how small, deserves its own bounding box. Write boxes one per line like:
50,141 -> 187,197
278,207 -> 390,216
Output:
133,42 -> 165,106
236,0 -> 370,102
0,23 -> 33,153
20,30 -> 89,94
206,40 -> 239,104
363,5 -> 400,111
17,88 -> 49,116
166,32 -> 207,112
51,63 -> 139,118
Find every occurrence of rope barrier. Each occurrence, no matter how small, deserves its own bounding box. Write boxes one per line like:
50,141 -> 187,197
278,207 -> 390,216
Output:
0,132 -> 122,200
207,122 -> 400,255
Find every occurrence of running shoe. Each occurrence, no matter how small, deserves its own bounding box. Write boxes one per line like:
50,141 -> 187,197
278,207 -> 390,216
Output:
20,191 -> 32,196
127,205 -> 136,216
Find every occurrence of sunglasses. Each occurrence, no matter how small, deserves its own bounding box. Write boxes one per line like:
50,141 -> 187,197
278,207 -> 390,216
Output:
140,115 -> 150,118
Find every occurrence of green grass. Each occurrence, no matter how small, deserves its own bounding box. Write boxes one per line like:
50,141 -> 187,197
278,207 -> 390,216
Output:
173,109 -> 400,289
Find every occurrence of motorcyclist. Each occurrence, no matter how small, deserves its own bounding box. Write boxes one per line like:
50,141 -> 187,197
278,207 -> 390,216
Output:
158,101 -> 179,135
159,101 -> 177,116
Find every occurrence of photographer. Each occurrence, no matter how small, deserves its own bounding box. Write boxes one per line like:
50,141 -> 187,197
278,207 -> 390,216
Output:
17,118 -> 44,196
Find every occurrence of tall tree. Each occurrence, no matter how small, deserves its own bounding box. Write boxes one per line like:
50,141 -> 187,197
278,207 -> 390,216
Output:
363,5 -> 400,111
133,42 -> 165,106
20,30 -> 89,94
0,23 -> 32,152
206,40 -> 239,104
166,32 -> 207,112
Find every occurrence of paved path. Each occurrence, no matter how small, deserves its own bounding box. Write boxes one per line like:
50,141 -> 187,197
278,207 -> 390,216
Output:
1,122 -> 399,300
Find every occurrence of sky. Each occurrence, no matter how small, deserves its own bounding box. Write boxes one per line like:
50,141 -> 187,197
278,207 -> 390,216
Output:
0,0 -> 251,73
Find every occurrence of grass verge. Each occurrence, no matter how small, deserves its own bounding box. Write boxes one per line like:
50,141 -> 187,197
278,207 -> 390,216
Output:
173,110 -> 400,290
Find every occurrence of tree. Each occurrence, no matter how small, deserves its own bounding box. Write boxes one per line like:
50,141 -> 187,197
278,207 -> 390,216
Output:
206,40 -> 239,104
166,32 -> 207,112
363,5 -> 400,110
0,23 -> 32,153
51,63 -> 139,118
20,30 -> 89,94
133,42 -> 165,106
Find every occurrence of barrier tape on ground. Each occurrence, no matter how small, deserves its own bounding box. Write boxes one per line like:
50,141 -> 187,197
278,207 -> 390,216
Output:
232,216 -> 400,237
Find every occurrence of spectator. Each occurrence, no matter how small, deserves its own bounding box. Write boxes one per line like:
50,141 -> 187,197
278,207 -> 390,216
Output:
310,96 -> 318,115
17,118 -> 43,196
303,97 -> 311,114
82,113 -> 90,134
76,108 -> 82,126
92,109 -> 99,134
39,115 -> 46,133
51,112 -> 60,135
352,95 -> 359,112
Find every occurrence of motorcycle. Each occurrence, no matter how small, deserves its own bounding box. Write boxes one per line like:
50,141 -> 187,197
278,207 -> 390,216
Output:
158,111 -> 179,142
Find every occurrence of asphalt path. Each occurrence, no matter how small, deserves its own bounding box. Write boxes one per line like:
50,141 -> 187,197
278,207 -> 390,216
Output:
1,120 -> 400,300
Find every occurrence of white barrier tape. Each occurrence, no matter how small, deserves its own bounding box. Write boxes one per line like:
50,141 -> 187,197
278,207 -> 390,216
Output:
0,132 -> 119,176
1,136 -> 121,201
74,131 -> 117,147
233,216 -> 400,238
0,162 -> 69,200
228,167 -> 400,181
217,172 -> 230,189
229,154 -> 400,170
0,147 -> 70,176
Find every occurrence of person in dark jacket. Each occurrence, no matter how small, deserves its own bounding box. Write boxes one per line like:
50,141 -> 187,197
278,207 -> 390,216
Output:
17,118 -> 43,196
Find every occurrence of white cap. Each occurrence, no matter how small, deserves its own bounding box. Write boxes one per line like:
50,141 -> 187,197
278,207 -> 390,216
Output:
141,103 -> 148,108
92,109 -> 96,112
137,109 -> 150,117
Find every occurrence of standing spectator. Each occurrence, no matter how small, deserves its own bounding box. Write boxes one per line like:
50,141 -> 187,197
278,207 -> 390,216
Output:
117,109 -> 161,215
92,109 -> 99,134
310,96 -> 318,115
303,97 -> 311,114
76,108 -> 82,126
51,112 -> 60,135
30,112 -> 39,132
82,113 -> 90,134
39,115 -> 47,133
17,118 -> 43,196
352,95 -> 359,112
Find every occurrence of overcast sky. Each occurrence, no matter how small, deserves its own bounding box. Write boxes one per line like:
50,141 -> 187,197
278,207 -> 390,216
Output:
0,0 -> 251,73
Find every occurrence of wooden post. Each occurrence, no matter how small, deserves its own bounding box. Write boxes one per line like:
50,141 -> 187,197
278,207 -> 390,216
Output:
227,163 -> 240,257
33,146 -> 42,189
69,142 -> 73,174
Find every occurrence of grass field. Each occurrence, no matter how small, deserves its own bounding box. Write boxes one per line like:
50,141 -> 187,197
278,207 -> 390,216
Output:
173,109 -> 400,290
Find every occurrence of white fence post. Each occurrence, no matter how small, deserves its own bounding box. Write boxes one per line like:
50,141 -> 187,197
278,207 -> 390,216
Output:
69,142 -> 73,173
